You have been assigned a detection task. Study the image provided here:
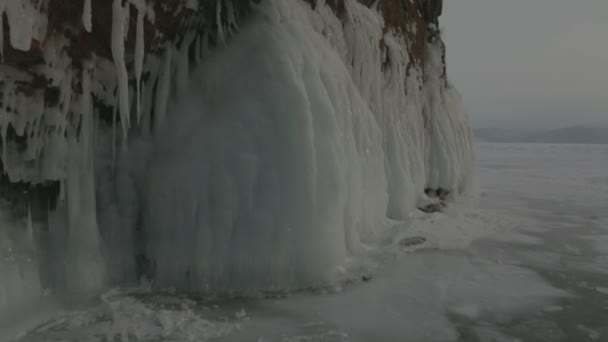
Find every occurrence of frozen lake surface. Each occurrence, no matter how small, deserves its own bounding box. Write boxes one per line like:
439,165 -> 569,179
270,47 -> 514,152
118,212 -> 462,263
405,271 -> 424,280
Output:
9,143 -> 608,341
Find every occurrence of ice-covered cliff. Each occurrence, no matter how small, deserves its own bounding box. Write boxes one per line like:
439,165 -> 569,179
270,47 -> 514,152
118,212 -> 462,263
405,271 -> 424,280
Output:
0,0 -> 473,315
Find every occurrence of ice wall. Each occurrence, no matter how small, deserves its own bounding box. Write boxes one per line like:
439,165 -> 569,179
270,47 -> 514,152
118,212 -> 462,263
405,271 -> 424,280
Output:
141,0 -> 473,293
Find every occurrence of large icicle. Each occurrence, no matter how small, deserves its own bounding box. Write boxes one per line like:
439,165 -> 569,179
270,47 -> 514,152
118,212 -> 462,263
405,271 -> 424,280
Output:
62,63 -> 105,295
111,0 -> 131,142
0,0 -> 5,61
132,0 -> 146,124
5,0 -> 36,51
216,0 -> 225,44
226,0 -> 238,32
153,45 -> 172,133
83,0 -> 92,32
175,32 -> 195,96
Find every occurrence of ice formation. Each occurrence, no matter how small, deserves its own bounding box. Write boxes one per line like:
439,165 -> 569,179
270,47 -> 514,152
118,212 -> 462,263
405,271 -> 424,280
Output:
83,0 -> 92,32
111,0 -> 131,142
0,0 -> 473,316
143,0 -> 473,292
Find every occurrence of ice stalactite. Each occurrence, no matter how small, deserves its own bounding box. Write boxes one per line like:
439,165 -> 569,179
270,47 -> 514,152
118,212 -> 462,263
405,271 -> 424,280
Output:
216,0 -> 225,44
112,95 -> 118,170
111,0 -> 131,144
226,0 -> 238,33
175,32 -> 195,96
0,0 -> 5,61
153,45 -> 173,133
83,0 -> 92,32
61,64 -> 106,295
133,0 -> 146,124
139,55 -> 160,137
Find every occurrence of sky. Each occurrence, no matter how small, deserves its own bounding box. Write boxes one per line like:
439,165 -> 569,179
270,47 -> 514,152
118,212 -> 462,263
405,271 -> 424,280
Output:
442,0 -> 608,129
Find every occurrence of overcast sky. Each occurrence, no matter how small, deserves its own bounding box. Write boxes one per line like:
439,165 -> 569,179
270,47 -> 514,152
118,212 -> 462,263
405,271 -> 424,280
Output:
442,0 -> 608,129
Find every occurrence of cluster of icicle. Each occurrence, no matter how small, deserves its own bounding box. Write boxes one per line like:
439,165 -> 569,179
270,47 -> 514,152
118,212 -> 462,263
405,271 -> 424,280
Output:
0,0 -> 242,317
0,0 -> 243,183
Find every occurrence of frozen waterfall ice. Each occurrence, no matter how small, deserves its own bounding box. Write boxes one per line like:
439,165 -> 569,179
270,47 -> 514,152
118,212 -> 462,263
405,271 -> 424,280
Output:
0,0 -> 474,318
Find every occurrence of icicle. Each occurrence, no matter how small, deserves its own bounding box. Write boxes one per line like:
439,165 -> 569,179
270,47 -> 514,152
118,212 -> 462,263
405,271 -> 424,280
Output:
1,83 -> 9,167
27,201 -> 34,245
176,32 -> 195,95
1,126 -> 6,171
227,0 -> 238,32
81,62 -> 94,167
140,55 -> 158,137
111,0 -> 130,143
92,96 -> 98,149
0,0 -> 4,61
196,34 -> 203,62
82,64 -> 92,126
134,3 -> 145,125
194,34 -> 201,65
185,0 -> 199,10
83,0 -> 92,32
112,94 -> 117,171
153,46 -> 172,133
216,0 -> 225,44
140,76 -> 153,137
5,0 -> 36,51
201,32 -> 209,58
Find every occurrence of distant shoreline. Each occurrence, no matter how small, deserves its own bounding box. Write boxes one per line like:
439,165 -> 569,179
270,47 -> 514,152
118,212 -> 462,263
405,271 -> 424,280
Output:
474,126 -> 608,145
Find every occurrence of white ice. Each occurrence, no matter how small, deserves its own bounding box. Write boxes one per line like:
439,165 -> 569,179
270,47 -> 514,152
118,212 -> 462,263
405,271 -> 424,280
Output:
140,0 -> 473,293
82,0 -> 92,32
111,0 -> 131,142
